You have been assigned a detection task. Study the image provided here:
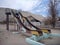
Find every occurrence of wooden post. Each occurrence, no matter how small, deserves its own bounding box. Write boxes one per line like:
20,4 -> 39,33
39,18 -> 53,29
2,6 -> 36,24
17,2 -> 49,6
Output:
6,14 -> 9,31
5,12 -> 11,31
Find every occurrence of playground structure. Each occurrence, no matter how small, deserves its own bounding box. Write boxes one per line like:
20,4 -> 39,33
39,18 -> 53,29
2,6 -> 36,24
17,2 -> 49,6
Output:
5,9 -> 60,45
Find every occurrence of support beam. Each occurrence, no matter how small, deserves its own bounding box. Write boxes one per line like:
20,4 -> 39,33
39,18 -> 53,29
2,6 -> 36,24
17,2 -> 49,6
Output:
6,14 -> 9,31
5,12 -> 11,31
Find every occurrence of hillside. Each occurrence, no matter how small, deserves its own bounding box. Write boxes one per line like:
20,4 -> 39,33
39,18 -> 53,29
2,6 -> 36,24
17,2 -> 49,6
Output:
0,8 -> 45,22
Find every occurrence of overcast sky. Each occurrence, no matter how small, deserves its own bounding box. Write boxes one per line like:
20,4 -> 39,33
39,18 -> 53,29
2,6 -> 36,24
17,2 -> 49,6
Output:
0,0 -> 53,17
0,0 -> 40,10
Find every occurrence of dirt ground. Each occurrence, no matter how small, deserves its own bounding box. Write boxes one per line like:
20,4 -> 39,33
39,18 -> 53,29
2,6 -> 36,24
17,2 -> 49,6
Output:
0,24 -> 60,45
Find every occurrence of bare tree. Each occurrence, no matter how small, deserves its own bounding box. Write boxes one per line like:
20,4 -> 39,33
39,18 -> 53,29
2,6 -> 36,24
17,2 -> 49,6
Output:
48,0 -> 60,28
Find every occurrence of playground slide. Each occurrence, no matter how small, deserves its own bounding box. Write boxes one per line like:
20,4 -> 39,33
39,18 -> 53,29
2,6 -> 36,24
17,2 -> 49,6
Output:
12,10 -> 43,34
19,12 -> 51,33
